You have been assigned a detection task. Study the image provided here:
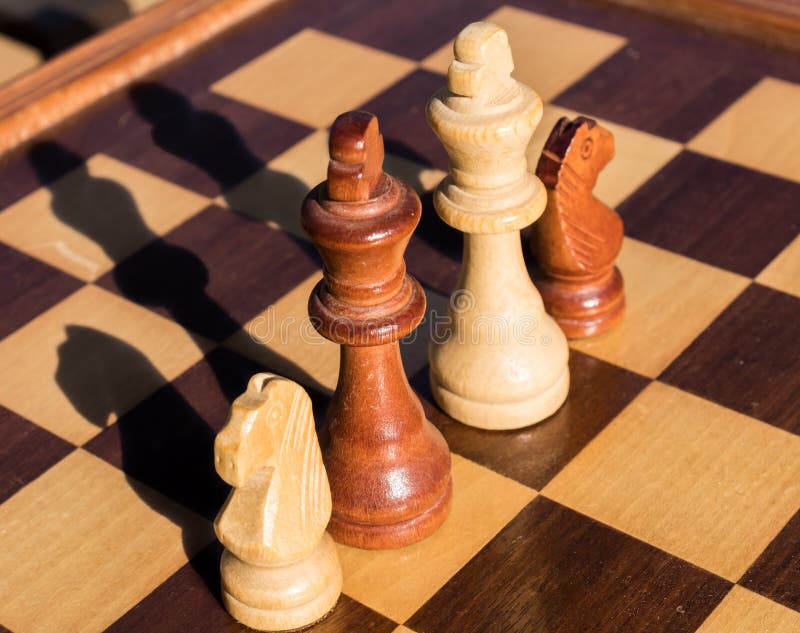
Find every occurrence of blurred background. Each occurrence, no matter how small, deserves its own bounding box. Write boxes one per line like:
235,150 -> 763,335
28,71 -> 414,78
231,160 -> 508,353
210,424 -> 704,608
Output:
0,0 -> 165,84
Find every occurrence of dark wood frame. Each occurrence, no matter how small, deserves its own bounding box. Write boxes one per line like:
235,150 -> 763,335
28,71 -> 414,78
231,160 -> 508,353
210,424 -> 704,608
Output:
604,0 -> 800,52
0,0 -> 278,156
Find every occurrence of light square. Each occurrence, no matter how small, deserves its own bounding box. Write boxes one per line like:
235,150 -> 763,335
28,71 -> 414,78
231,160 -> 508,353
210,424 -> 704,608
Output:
0,449 -> 213,633
689,77 -> 800,183
757,234 -> 800,298
527,104 -> 682,208
0,153 -> 210,281
421,6 -> 626,101
0,33 -> 41,85
224,272 -> 339,392
222,129 -> 445,238
543,382 -> 800,581
337,454 -> 535,623
211,28 -> 415,128
570,237 -> 749,378
225,274 -> 448,395
697,586 -> 800,633
0,285 -> 212,445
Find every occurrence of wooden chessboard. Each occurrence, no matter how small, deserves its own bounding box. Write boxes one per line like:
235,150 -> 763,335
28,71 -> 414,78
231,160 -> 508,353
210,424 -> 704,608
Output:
1,1 -> 799,631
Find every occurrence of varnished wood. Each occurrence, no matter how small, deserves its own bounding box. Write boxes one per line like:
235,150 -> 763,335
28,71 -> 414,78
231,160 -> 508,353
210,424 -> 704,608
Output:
214,373 -> 342,631
604,0 -> 800,53
530,116 -> 625,339
426,22 -> 570,430
0,0 -> 279,156
302,111 -> 452,549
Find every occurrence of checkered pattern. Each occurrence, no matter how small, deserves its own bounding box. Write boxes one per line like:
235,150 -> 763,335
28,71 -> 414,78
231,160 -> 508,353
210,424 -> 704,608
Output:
1,1 -> 799,632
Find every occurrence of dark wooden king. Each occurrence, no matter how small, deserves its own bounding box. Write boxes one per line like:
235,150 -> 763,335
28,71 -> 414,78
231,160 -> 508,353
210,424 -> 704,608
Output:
301,111 -> 452,550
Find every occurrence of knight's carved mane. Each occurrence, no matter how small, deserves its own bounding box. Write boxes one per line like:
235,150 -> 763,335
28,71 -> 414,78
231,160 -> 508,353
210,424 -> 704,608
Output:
214,374 -> 332,564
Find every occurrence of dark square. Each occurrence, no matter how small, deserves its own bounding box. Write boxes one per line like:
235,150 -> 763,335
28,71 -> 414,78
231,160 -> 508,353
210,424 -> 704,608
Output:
661,283 -> 800,433
408,496 -> 731,633
84,347 -> 270,521
412,350 -> 650,489
0,243 -> 83,339
357,69 -> 450,171
0,406 -> 74,503
96,204 -> 320,342
554,37 -> 761,142
406,190 -> 462,296
318,0 -> 498,60
105,541 -> 398,633
618,151 -> 800,277
741,509 -> 800,612
106,88 -> 313,197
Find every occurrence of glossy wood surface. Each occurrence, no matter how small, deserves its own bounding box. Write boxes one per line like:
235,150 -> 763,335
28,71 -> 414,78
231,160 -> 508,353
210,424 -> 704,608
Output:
302,111 -> 452,549
530,116 -> 625,339
214,373 -> 342,631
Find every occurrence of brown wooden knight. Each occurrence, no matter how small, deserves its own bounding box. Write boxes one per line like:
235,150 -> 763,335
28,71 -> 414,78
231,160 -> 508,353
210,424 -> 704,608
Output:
529,116 -> 625,339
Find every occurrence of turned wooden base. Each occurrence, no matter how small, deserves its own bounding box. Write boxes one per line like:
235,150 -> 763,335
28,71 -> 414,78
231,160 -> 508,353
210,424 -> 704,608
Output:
430,365 -> 570,430
220,534 -> 342,632
327,475 -> 452,550
534,266 -> 625,339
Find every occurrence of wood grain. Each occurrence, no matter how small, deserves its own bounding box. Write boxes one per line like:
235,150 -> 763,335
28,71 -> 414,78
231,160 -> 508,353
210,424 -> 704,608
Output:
661,283 -> 800,432
0,284 -> 212,444
741,508 -> 800,612
0,406 -> 74,503
530,115 -> 625,339
302,112 -> 452,549
570,237 -> 749,378
214,374 -> 342,631
426,22 -> 569,429
337,454 -> 535,623
604,0 -> 800,52
0,449 -> 214,633
689,77 -> 800,184
408,495 -> 730,633
696,585 -> 800,632
543,381 -> 800,581
417,350 -> 649,490
0,0 -> 280,155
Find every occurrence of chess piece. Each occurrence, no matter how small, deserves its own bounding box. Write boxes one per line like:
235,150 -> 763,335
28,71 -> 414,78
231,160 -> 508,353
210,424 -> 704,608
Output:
426,22 -> 570,430
302,111 -> 452,549
214,373 -> 342,631
530,116 -> 625,338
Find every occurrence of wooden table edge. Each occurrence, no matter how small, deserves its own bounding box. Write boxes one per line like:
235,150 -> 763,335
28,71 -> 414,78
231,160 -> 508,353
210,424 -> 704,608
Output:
603,0 -> 800,53
0,0 -> 280,157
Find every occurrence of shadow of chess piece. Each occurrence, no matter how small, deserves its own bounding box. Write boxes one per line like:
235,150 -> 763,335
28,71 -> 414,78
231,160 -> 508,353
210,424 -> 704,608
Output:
302,111 -> 452,549
215,373 -> 342,630
129,82 -> 311,238
529,116 -> 625,339
130,82 -> 264,191
0,3 -> 129,59
28,141 -> 327,398
28,141 -> 153,265
54,326 -> 216,565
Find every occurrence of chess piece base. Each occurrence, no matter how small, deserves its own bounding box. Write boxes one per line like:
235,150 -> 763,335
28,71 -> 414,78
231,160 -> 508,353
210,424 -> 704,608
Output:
220,533 -> 343,632
327,475 -> 452,550
430,365 -> 569,430
535,266 -> 625,340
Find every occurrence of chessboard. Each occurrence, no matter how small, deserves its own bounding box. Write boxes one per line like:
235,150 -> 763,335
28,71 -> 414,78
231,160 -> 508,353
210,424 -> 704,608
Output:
1,1 -> 799,631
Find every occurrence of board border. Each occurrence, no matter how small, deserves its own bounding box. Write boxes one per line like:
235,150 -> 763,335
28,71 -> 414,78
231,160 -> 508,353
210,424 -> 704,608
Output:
0,0 -> 279,157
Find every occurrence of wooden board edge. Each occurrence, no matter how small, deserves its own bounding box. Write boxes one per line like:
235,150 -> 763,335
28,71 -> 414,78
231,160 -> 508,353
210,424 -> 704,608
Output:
0,0 -> 280,157
601,0 -> 800,52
